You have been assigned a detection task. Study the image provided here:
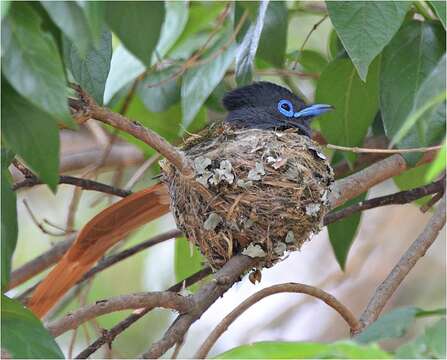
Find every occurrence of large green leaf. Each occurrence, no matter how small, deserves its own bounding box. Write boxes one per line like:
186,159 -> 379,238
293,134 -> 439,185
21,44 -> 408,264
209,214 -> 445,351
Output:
1,149 -> 17,291
393,164 -> 433,206
380,21 -> 445,164
389,54 -> 446,149
396,318 -> 446,359
426,140 -> 446,182
2,82 -> 60,191
64,29 -> 112,105
257,1 -> 288,68
41,1 -> 92,56
155,1 -> 189,59
1,2 -> 73,127
137,66 -> 181,113
174,237 -> 204,292
292,49 -> 328,74
1,295 -> 64,358
430,1 -> 446,28
328,193 -> 367,270
316,57 -> 380,149
235,1 -> 269,85
326,1 -> 410,81
181,37 -> 237,128
78,1 -> 105,45
215,341 -> 391,359
104,1 -> 165,65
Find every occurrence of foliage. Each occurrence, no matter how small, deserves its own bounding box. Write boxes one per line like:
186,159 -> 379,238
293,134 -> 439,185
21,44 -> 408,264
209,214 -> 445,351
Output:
1,1 -> 445,358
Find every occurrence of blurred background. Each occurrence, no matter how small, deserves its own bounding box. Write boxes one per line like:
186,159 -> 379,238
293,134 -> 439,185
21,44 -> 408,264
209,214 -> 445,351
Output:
5,1 -> 445,358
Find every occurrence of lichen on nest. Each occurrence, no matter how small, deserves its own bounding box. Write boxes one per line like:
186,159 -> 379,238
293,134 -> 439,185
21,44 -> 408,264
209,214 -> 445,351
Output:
161,126 -> 334,270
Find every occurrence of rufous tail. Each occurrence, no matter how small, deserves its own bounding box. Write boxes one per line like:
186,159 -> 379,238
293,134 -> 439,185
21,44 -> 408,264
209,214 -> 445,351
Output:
28,183 -> 171,318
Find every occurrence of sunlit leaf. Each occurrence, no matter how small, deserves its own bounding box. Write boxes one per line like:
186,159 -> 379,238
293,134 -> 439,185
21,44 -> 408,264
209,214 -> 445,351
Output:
430,1 -> 446,28
174,237 -> 204,292
327,1 -> 410,81
425,140 -> 446,182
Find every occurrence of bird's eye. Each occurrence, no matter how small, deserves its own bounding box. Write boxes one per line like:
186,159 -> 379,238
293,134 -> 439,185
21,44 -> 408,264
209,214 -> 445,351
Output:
277,99 -> 294,117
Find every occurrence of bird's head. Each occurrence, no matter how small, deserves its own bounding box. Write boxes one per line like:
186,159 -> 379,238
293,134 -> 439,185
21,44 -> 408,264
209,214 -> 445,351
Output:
222,81 -> 332,137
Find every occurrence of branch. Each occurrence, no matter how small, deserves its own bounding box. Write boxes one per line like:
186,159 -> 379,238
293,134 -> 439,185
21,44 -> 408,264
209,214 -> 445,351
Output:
141,255 -> 256,359
70,90 -> 194,177
324,177 -> 445,225
327,143 -> 443,153
75,267 -> 212,358
358,196 -> 446,329
47,291 -> 194,337
13,175 -> 132,197
195,282 -> 361,358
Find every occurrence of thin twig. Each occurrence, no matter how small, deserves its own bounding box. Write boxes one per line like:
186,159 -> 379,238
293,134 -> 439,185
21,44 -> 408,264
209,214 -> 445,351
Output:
22,200 -> 66,237
13,175 -> 132,198
327,143 -> 443,153
324,177 -> 445,225
357,196 -> 446,330
48,291 -> 194,337
124,153 -> 161,190
75,267 -> 212,358
195,282 -> 360,358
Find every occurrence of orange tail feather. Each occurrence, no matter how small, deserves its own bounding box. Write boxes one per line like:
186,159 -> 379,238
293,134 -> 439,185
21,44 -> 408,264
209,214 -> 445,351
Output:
28,183 -> 171,318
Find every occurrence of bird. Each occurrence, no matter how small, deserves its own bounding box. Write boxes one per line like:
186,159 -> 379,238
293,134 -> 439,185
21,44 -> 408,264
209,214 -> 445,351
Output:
28,82 -> 332,318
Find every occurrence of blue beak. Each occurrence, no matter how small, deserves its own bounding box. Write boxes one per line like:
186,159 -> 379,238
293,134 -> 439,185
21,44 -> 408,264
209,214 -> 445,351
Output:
293,104 -> 333,119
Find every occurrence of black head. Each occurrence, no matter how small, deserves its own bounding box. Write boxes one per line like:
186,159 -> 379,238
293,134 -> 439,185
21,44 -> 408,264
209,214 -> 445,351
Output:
222,82 -> 332,137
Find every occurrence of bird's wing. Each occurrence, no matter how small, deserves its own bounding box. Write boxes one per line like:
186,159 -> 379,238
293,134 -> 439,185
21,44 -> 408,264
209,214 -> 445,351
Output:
28,183 -> 171,318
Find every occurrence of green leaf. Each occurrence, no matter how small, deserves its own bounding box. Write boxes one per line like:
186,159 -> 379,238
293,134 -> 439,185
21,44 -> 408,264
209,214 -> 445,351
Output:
181,37 -> 237,128
174,237 -> 204,292
328,29 -> 345,60
396,318 -> 446,359
235,1 -> 269,85
156,1 -> 189,59
78,1 -> 105,45
355,306 -> 444,344
1,149 -> 17,291
104,1 -> 165,65
137,66 -> 180,113
389,54 -> 446,148
64,29 -> 112,105
103,45 -> 145,104
316,57 -> 380,150
41,1 -> 93,56
430,1 -> 446,28
1,0 -> 10,19
2,81 -> 60,191
171,2 -> 226,53
380,21 -> 445,165
327,1 -> 410,81
1,2 -> 73,127
257,1 -> 288,68
328,192 -> 367,270
426,140 -> 446,182
215,341 -> 391,359
293,49 -> 328,74
1,295 -> 64,358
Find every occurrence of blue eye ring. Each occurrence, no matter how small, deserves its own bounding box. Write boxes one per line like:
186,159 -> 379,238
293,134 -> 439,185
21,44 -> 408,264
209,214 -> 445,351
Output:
277,99 -> 294,117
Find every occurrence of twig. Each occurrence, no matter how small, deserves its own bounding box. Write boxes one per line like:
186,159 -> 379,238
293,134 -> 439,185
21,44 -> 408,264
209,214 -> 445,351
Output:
13,175 -> 132,198
124,153 -> 161,190
358,196 -> 446,330
71,91 -> 194,177
141,255 -> 256,358
324,177 -> 445,225
48,291 -> 194,337
195,282 -> 360,358
327,143 -> 443,153
75,267 -> 212,358
12,159 -> 34,178
22,200 -> 66,237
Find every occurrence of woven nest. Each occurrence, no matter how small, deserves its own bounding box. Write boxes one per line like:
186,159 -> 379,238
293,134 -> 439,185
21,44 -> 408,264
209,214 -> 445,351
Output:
161,126 -> 334,270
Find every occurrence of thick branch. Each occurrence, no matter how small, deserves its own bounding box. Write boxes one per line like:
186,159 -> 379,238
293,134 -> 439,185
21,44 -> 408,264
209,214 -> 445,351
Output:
195,282 -> 361,358
324,178 -> 445,225
76,267 -> 212,358
141,255 -> 256,359
47,291 -> 193,337
13,175 -> 131,197
358,196 -> 446,329
329,154 -> 407,208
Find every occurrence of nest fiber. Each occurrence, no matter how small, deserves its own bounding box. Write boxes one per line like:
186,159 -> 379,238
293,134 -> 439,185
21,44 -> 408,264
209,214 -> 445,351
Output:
161,127 -> 334,269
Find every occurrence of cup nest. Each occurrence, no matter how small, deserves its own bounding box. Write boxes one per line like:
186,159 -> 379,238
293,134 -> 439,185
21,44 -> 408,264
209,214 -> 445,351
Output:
161,126 -> 334,270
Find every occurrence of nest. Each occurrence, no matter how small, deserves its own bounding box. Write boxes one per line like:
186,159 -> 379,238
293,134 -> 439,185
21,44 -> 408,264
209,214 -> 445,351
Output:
161,126 -> 334,270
